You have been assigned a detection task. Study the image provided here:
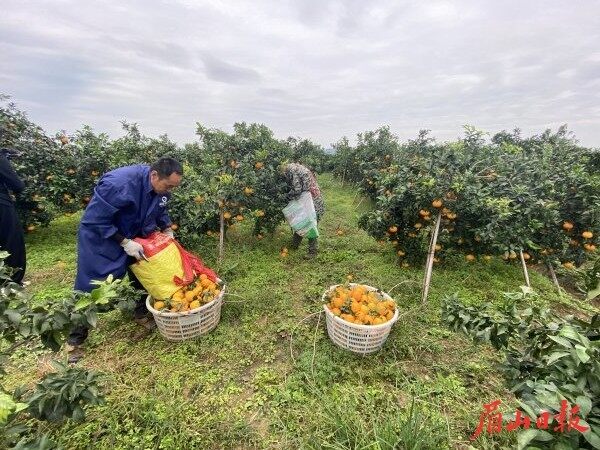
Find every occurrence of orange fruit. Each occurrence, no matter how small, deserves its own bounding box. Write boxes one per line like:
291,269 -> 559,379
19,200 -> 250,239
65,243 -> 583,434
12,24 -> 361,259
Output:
562,221 -> 574,231
171,223 -> 179,231
223,212 -> 232,219
432,199 -> 443,208
255,162 -> 264,169
388,225 -> 398,233
582,231 -> 593,239
465,254 -> 476,262
154,301 -> 165,310
562,262 -> 575,270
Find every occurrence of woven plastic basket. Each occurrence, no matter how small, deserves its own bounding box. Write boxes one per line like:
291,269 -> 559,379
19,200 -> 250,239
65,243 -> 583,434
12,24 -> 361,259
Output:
322,283 -> 399,354
146,286 -> 225,342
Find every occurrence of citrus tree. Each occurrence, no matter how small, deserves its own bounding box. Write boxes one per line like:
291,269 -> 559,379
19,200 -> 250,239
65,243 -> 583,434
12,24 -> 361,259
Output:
332,126 -> 397,185
0,95 -> 62,231
336,125 -> 600,295
168,122 -> 295,250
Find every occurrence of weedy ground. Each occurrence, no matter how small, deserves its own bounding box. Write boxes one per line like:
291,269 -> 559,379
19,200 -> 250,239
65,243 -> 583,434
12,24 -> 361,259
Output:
6,174 -> 597,449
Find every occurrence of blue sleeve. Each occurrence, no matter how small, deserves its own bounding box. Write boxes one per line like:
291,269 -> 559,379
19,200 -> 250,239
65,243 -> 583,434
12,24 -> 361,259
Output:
83,176 -> 133,239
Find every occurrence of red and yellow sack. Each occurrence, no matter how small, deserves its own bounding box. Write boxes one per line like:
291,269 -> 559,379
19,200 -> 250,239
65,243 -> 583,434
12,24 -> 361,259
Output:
129,232 -> 217,300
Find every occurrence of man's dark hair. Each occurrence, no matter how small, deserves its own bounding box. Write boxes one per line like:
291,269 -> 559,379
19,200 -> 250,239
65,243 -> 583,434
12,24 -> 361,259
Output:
151,157 -> 183,178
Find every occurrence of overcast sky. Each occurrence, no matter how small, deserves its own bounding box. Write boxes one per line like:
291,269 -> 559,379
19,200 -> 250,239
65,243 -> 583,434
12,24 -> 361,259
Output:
1,0 -> 599,148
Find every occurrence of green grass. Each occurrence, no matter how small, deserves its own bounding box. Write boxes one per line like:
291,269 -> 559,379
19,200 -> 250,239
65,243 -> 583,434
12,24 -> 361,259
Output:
6,174 -> 598,449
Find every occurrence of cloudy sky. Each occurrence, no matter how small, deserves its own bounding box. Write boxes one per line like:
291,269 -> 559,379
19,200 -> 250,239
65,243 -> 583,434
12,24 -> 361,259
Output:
1,0 -> 599,147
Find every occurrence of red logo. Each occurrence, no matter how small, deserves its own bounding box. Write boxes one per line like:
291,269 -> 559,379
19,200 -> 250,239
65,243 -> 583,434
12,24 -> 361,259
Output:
471,399 -> 589,440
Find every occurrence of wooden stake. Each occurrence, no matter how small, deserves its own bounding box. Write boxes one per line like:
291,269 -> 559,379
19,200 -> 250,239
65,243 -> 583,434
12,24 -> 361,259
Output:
218,210 -> 225,264
353,197 -> 364,211
547,263 -> 563,297
519,250 -> 531,287
422,211 -> 442,303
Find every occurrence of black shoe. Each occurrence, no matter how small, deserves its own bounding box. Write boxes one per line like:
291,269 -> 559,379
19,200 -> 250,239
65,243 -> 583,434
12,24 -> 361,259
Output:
67,344 -> 85,364
290,233 -> 303,250
134,316 -> 157,331
305,238 -> 318,259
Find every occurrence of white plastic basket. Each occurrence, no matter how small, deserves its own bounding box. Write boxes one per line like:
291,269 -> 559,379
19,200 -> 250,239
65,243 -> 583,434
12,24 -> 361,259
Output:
322,283 -> 399,354
146,285 -> 225,342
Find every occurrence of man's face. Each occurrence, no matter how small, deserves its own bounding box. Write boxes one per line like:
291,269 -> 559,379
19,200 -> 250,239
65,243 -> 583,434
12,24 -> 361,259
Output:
150,171 -> 182,194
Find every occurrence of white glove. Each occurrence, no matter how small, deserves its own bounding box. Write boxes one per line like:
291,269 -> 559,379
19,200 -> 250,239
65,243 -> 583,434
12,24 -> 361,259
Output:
121,239 -> 146,260
162,228 -> 175,239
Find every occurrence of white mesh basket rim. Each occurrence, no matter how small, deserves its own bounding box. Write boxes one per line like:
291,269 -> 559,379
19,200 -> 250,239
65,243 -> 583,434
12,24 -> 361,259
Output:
321,283 -> 399,330
146,285 -> 226,317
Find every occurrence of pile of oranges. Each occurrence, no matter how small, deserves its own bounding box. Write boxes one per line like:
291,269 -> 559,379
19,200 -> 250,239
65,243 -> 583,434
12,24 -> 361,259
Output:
152,274 -> 222,312
325,284 -> 396,325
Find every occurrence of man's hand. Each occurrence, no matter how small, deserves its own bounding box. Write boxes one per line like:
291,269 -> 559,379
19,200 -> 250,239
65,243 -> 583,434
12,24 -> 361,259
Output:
162,228 -> 175,239
121,239 -> 146,260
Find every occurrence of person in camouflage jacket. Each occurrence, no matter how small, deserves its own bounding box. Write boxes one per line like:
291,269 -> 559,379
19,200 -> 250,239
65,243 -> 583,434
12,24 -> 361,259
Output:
284,162 -> 325,258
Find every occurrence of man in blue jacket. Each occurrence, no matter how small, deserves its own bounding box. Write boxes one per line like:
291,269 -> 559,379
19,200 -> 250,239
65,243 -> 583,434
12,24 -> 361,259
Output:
67,157 -> 182,363
0,145 -> 26,283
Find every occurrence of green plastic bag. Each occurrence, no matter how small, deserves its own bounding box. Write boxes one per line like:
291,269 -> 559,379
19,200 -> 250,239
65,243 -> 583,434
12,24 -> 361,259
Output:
283,192 -> 319,239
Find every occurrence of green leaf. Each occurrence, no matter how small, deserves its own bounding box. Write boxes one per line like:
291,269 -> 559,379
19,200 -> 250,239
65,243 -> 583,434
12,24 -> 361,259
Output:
74,298 -> 92,311
86,309 -> 98,328
583,430 -> 600,449
576,395 -> 592,416
559,326 -> 581,341
575,345 -> 590,363
4,309 -> 22,325
546,351 -> 570,365
552,439 -> 575,450
18,322 -> 31,337
72,405 -> 85,422
548,335 -> 572,348
517,429 -> 540,450
533,430 -> 553,441
586,285 -> 600,301
516,400 -> 538,420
